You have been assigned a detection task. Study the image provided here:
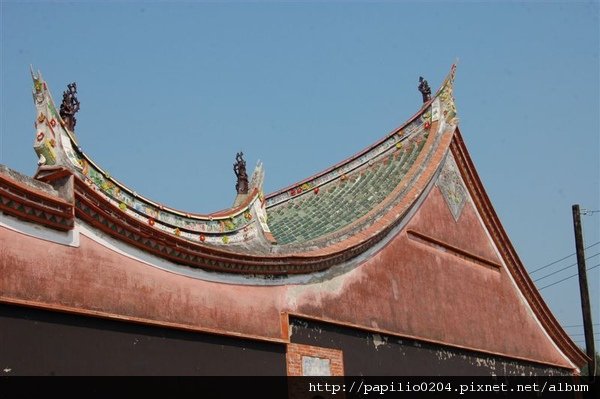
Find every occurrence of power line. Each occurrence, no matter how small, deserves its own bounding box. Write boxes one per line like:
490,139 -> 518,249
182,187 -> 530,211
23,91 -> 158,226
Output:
562,323 -> 600,328
530,241 -> 600,274
538,263 -> 600,290
530,252 -> 577,274
569,332 -> 600,337
533,252 -> 600,282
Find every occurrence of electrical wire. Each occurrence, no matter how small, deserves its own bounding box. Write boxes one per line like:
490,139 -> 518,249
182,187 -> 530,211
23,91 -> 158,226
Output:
581,209 -> 600,215
533,253 -> 600,282
530,241 -> 600,274
562,323 -> 600,328
568,332 -> 600,337
538,263 -> 600,290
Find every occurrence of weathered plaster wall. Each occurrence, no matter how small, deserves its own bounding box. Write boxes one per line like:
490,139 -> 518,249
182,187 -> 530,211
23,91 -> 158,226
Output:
0,181 -> 575,371
0,224 -> 287,341
289,317 -> 568,376
286,186 -> 571,368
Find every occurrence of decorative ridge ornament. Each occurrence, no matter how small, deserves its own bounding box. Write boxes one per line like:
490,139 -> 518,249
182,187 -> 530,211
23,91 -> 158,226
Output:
28,68 -> 269,253
264,64 -> 457,210
418,76 -> 432,103
249,160 -> 264,193
26,65 -> 458,256
234,151 -> 249,195
59,82 -> 80,131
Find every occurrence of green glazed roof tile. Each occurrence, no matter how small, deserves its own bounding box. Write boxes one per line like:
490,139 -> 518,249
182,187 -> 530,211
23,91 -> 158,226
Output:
266,128 -> 428,245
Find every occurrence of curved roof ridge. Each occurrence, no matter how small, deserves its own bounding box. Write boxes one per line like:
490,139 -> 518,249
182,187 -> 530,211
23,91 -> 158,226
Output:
268,119 -> 453,250
29,69 -> 278,249
29,67 -> 256,222
265,64 -> 457,203
25,65 -> 460,274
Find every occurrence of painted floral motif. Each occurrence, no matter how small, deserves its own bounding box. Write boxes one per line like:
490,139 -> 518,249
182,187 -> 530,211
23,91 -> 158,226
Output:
436,154 -> 467,221
224,219 -> 236,230
78,159 -> 89,175
439,78 -> 458,124
101,181 -> 115,192
29,72 -> 265,247
83,155 -> 258,238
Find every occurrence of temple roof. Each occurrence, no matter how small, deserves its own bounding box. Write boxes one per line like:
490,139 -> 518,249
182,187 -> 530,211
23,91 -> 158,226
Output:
266,118 -> 428,246
0,65 -> 588,371
24,65 -> 458,270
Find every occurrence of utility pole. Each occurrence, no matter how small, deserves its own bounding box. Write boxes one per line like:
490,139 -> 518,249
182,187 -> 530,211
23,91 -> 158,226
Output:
572,204 -> 596,379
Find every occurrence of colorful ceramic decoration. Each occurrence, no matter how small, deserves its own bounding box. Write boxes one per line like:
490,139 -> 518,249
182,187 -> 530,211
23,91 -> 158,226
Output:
26,64 -> 458,252
436,154 -> 468,222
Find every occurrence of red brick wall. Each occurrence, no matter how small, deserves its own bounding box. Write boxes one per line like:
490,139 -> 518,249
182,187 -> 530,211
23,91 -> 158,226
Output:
286,343 -> 344,376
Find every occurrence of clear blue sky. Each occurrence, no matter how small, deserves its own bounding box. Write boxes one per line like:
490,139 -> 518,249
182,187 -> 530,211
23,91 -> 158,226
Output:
1,1 -> 598,348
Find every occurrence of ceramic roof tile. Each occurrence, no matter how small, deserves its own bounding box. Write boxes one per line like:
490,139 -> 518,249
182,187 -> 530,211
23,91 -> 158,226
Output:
266,130 -> 428,245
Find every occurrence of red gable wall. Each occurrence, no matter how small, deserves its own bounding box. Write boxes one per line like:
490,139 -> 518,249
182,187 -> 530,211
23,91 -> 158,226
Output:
0,161 -> 576,370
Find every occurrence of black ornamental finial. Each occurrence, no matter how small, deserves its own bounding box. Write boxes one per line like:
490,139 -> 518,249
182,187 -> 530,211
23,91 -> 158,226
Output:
418,76 -> 432,103
233,152 -> 249,195
59,82 -> 80,131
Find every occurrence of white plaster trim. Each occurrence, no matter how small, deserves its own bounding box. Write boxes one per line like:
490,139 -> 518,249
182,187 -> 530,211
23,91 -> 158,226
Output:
68,155 -> 443,288
0,128 -> 445,287
0,212 -> 79,247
